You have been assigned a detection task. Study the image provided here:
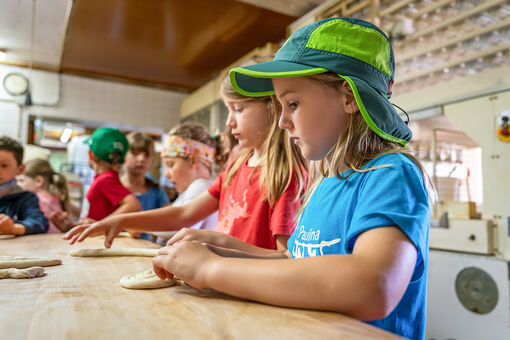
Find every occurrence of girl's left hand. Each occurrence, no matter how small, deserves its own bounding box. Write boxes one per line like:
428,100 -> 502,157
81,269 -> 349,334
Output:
152,241 -> 218,289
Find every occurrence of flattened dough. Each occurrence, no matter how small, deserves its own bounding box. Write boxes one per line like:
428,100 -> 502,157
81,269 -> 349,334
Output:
0,235 -> 15,240
0,266 -> 45,279
120,269 -> 176,289
70,248 -> 158,257
0,256 -> 62,269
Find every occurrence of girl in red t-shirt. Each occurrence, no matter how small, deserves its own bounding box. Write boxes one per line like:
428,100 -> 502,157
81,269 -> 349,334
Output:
64,57 -> 308,251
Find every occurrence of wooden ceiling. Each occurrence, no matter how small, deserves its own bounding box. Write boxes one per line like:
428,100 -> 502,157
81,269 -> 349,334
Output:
60,0 -> 296,92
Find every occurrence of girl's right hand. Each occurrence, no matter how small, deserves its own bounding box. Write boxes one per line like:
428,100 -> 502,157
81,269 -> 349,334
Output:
166,228 -> 226,248
62,217 -> 122,248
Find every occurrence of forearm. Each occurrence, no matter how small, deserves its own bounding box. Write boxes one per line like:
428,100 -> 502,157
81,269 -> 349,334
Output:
206,244 -> 287,259
113,205 -> 201,232
206,255 -> 387,320
18,218 -> 48,235
210,233 -> 286,255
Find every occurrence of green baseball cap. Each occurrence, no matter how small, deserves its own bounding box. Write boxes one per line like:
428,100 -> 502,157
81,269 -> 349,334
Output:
229,17 -> 411,146
84,127 -> 129,163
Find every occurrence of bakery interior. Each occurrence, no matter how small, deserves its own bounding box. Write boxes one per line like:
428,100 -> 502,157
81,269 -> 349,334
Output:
1,0 -> 510,339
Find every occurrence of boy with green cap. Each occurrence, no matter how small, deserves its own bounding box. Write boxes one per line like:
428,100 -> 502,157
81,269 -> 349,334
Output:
84,127 -> 141,221
150,17 -> 430,340
53,128 -> 140,229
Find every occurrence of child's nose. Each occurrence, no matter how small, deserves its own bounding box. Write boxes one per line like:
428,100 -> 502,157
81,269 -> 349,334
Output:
278,113 -> 293,130
226,112 -> 236,128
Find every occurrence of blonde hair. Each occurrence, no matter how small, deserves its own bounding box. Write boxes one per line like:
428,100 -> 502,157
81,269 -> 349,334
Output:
23,158 -> 70,212
220,58 -> 308,206
299,72 -> 434,213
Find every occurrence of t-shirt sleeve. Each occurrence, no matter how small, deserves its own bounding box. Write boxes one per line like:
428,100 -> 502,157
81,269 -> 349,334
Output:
269,176 -> 302,237
99,176 -> 132,208
348,161 -> 430,280
16,193 -> 49,235
158,187 -> 170,207
207,172 -> 224,200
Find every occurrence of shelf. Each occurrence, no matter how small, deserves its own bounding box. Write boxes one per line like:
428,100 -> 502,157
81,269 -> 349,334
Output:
398,42 -> 510,82
380,0 -> 414,17
407,0 -> 506,41
398,18 -> 510,63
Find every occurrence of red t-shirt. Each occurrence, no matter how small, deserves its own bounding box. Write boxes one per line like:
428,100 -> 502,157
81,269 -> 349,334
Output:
86,170 -> 132,221
208,160 -> 302,250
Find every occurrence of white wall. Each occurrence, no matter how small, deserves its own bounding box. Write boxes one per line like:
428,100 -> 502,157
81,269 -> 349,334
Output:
0,65 -> 186,140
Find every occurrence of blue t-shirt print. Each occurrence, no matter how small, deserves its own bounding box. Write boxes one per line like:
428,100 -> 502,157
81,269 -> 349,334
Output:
287,153 -> 430,340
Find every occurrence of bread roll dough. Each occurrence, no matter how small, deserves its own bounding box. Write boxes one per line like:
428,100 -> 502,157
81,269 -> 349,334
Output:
70,248 -> 158,257
0,266 -> 45,279
0,256 -> 62,269
120,269 -> 176,289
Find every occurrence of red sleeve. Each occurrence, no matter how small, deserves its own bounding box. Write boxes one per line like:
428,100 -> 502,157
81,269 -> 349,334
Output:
100,175 -> 132,208
269,176 -> 302,237
207,171 -> 225,200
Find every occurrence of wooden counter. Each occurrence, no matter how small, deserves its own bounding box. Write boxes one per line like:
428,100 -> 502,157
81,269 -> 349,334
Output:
0,234 -> 402,340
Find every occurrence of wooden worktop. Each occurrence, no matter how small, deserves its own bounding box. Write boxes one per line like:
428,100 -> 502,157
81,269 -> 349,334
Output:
0,234 -> 401,340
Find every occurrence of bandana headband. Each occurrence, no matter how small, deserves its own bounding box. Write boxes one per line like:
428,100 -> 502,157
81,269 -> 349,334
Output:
162,135 -> 215,166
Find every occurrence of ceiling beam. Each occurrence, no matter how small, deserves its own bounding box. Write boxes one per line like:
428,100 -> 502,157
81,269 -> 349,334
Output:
235,0 -> 323,17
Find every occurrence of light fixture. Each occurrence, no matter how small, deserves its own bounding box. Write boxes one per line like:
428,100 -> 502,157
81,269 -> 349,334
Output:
60,127 -> 73,144
0,49 -> 6,61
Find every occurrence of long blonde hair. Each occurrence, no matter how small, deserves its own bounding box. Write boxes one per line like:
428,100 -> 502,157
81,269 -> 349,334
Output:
23,158 -> 70,212
300,72 -> 434,213
220,60 -> 308,206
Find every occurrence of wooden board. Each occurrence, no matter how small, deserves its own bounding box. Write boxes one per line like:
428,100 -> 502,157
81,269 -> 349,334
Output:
0,234 -> 401,339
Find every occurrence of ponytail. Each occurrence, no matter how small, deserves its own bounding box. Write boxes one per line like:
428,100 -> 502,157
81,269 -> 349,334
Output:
52,172 -> 70,213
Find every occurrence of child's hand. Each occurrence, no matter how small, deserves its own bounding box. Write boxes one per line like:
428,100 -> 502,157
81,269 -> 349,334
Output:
62,218 -> 122,248
166,228 -> 223,247
152,241 -> 218,289
50,211 -> 75,233
0,214 -> 24,235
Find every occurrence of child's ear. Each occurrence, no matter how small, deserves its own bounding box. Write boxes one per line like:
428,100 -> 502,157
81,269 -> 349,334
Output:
35,175 -> 45,187
340,80 -> 358,115
17,164 -> 25,175
88,150 -> 95,161
190,156 -> 199,169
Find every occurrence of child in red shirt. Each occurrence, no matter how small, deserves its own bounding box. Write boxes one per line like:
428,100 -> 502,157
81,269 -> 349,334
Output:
64,58 -> 307,251
55,128 -> 140,229
83,127 -> 140,220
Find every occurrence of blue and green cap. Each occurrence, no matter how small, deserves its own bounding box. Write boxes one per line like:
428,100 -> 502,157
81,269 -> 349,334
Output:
229,17 -> 411,146
84,127 -> 129,163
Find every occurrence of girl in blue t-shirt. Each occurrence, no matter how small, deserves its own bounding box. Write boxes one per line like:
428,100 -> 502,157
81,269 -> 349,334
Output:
150,18 -> 431,340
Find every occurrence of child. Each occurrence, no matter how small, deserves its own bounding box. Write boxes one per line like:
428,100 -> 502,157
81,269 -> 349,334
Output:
150,18 -> 431,340
121,131 -> 170,240
0,136 -> 48,235
73,128 -> 140,224
63,58 -> 308,251
150,122 -> 221,245
16,158 -> 74,233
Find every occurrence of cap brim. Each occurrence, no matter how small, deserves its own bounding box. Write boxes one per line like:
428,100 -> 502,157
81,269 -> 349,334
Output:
341,75 -> 411,146
230,61 -> 327,97
230,62 -> 411,146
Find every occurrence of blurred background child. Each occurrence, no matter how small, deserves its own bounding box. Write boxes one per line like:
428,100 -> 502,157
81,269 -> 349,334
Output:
121,131 -> 170,240
53,127 -> 140,229
0,136 -> 48,235
16,158 -> 78,233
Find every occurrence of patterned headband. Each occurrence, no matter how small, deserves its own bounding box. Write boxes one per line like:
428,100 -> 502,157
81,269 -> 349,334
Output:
162,135 -> 215,166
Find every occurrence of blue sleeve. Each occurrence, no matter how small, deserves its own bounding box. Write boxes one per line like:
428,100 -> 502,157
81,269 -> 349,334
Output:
348,160 -> 430,280
14,194 -> 49,235
158,187 -> 170,206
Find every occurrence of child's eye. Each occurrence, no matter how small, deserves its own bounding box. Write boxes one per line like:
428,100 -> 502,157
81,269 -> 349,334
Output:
233,106 -> 244,113
289,101 -> 298,110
